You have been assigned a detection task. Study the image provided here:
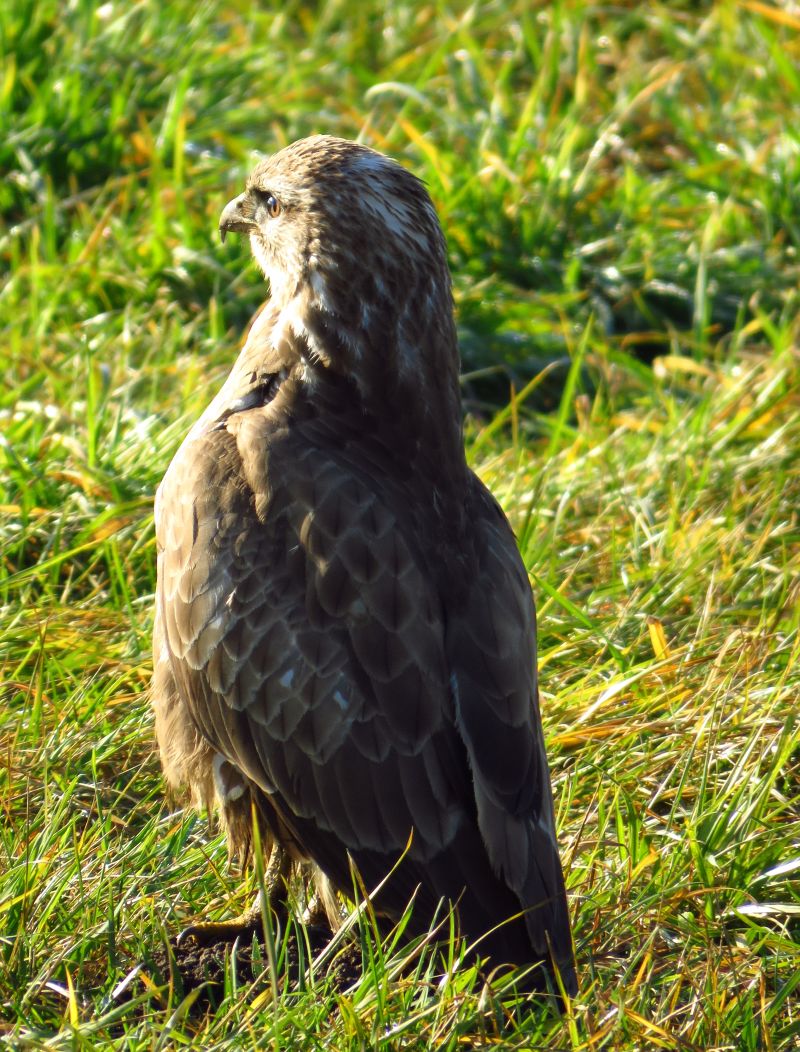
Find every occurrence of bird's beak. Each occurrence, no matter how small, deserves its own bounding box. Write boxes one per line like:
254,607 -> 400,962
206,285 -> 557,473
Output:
219,193 -> 255,243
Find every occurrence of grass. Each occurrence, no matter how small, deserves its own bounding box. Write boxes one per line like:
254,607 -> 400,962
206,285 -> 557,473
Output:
2,0 -> 799,1047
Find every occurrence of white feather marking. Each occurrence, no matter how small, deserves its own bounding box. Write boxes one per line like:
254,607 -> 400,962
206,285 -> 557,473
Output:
309,266 -> 334,313
332,689 -> 348,711
249,233 -> 272,282
204,611 -> 227,634
272,294 -> 332,371
358,186 -> 430,253
212,753 -> 245,803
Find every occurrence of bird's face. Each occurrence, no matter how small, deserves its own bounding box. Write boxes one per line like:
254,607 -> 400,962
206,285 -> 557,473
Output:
218,158 -> 316,306
218,136 -> 448,320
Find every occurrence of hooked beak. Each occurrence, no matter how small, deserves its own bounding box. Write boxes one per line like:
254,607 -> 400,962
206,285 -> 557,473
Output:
219,193 -> 255,243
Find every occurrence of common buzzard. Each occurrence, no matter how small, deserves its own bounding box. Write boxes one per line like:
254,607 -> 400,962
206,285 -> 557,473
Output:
152,135 -> 576,997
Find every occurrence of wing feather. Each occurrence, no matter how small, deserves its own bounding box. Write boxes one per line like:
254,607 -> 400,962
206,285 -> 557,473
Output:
448,481 -> 574,984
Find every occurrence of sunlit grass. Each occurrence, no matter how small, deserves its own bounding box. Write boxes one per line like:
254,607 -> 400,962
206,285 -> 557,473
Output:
2,0 -> 799,1048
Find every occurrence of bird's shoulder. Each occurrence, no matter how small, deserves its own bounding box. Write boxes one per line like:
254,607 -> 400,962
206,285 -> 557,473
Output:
155,383 -> 450,699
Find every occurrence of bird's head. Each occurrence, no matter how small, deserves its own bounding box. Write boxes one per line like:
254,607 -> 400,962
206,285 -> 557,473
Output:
219,136 -> 464,473
218,136 -> 458,389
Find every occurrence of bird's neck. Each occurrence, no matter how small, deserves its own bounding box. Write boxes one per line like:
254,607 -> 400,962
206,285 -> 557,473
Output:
269,279 -> 468,488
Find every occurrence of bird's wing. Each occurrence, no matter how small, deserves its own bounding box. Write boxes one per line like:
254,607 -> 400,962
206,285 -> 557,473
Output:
156,414 -> 471,875
157,412 -> 573,987
446,481 -> 574,980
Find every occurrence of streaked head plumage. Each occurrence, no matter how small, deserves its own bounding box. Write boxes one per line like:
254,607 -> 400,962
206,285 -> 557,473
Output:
219,136 -> 448,317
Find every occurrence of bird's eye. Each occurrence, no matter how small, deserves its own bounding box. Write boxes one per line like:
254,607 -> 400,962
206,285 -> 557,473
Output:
255,190 -> 281,218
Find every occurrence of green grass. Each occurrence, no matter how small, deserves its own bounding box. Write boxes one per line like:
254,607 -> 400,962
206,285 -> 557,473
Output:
2,0 -> 800,1047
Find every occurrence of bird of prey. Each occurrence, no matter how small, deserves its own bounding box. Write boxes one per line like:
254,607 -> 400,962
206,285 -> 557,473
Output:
152,135 -> 576,997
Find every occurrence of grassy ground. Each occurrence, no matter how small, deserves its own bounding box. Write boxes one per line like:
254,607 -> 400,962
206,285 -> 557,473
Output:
2,0 -> 799,1047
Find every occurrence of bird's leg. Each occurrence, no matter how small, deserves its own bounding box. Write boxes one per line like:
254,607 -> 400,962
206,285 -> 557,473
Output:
178,846 -> 292,947
301,872 -> 341,933
301,894 -> 330,928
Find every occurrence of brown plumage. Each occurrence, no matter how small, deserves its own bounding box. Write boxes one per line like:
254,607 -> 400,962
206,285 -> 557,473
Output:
152,135 -> 576,996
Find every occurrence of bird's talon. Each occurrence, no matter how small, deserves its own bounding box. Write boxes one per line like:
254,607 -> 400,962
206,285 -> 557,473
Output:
176,905 -> 266,948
